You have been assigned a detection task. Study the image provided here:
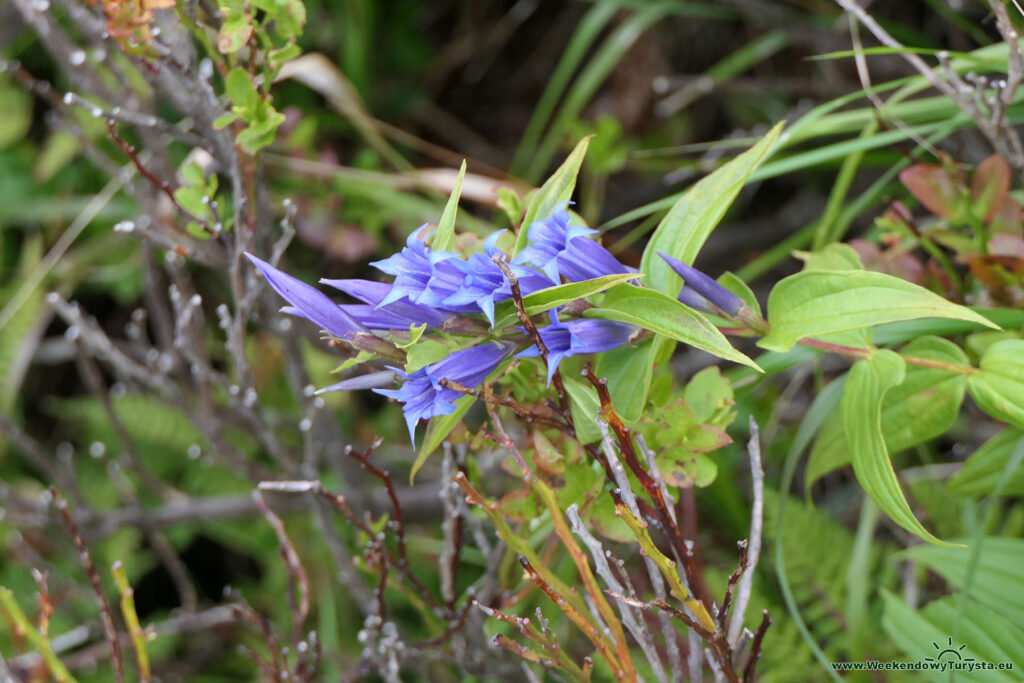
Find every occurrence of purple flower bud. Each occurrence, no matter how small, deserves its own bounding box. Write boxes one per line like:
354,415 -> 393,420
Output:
656,251 -> 744,316
676,285 -> 714,313
317,370 -> 397,394
245,253 -> 366,339
375,342 -> 514,443
517,311 -> 635,386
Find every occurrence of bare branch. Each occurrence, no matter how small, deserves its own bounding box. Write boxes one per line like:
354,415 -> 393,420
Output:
728,418 -> 765,646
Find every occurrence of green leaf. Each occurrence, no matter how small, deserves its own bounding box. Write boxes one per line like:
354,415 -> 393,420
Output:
902,537 -> 1024,622
967,340 -> 1024,428
658,448 -> 718,488
683,366 -> 735,424
213,113 -> 236,129
514,136 -> 590,255
0,77 -> 32,150
882,591 -> 1024,683
411,395 -> 474,483
584,285 -> 759,369
237,110 -> 286,154
948,428 -> 1024,497
491,272 -> 639,329
793,242 -> 863,271
496,187 -> 522,227
268,43 -> 302,72
640,121 -> 783,295
562,375 -> 602,444
332,350 -> 374,374
717,271 -> 762,317
759,270 -> 998,352
842,350 -> 955,546
431,159 -> 465,253
595,339 -> 655,422
217,7 -> 253,54
267,0 -> 306,39
404,340 -> 449,373
225,67 -> 258,111
395,323 -> 427,350
806,337 -> 969,489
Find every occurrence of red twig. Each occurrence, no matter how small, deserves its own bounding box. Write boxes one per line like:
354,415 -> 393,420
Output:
580,366 -> 707,607
106,121 -> 175,205
253,492 -> 310,649
438,378 -> 563,430
231,597 -> 284,680
30,570 -> 52,637
345,442 -> 438,609
51,488 -> 124,683
106,121 -> 215,237
492,255 -> 570,416
743,610 -> 772,682
719,540 -> 749,632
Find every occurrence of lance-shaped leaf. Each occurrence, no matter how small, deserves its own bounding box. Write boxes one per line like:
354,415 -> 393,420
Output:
411,395 -> 474,483
514,137 -> 590,254
562,374 -> 603,444
806,337 -> 969,490
759,270 -> 998,352
584,284 -> 759,369
967,339 -> 1024,429
947,427 -> 1024,498
595,338 -> 659,423
431,159 -> 466,253
842,349 -> 956,546
491,272 -> 639,329
881,591 -> 1024,683
640,122 -> 783,295
900,537 -> 1024,624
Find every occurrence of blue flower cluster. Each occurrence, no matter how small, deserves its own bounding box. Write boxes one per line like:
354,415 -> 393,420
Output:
246,205 -> 639,442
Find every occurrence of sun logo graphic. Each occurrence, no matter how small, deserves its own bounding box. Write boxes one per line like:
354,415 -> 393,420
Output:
926,637 -> 975,664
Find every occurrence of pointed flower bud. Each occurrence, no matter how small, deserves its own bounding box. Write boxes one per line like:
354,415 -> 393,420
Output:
245,253 -> 366,339
656,251 -> 744,316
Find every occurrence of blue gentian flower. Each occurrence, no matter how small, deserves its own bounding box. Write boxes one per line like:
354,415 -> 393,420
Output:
246,254 -> 366,339
513,205 -> 632,284
517,311 -> 635,386
375,342 -> 514,443
657,251 -> 744,316
369,228 -> 460,308
433,231 -> 551,325
320,278 -> 452,329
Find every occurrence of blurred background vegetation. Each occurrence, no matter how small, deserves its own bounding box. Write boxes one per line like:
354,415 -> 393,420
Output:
2,0 -> 1023,680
